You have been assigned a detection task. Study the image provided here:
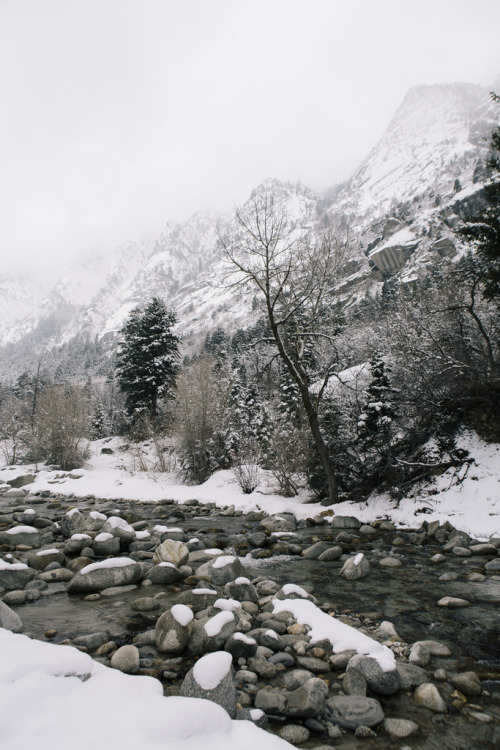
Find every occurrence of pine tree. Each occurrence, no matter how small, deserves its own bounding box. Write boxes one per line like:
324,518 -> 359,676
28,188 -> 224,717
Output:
115,298 -> 180,426
357,355 -> 398,454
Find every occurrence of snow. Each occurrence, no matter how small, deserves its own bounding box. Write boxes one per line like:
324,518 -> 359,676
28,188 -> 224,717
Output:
71,533 -> 91,541
0,429 -> 498,541
281,583 -> 309,598
36,548 -> 59,556
0,558 -> 28,571
234,577 -> 251,585
214,598 -> 241,612
105,516 -> 134,532
204,611 -> 235,637
0,629 -> 292,750
193,651 -> 232,690
273,598 -> 396,672
95,532 -> 113,542
135,530 -> 151,540
212,555 -> 236,569
89,511 -> 107,520
171,604 -> 194,627
233,633 -> 256,645
6,525 -> 38,535
80,557 -> 136,575
353,553 -> 364,566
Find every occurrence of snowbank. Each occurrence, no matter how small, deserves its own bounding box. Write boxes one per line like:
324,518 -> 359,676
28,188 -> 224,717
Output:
0,628 -> 292,750
0,430 -> 498,539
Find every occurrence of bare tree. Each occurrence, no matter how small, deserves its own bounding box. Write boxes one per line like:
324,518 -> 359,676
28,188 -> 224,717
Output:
219,193 -> 348,503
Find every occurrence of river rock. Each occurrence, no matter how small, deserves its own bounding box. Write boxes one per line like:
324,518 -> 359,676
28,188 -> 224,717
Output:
181,651 -> 237,718
224,578 -> 258,602
67,558 -> 142,594
283,677 -> 329,718
152,539 -> 189,567
255,687 -> 288,714
317,546 -> 343,561
379,556 -> 403,567
28,549 -> 66,571
110,644 -> 139,674
339,553 -> 370,580
0,559 -> 38,589
188,610 -> 236,656
224,632 -> 258,660
301,541 -> 332,559
347,655 -> 400,696
330,515 -> 361,529
450,671 -> 482,696
396,663 -> 430,689
279,725 -> 310,744
414,683 -> 447,712
409,641 -> 431,667
470,543 -> 497,555
63,534 -> 93,555
418,640 -> 452,657
437,596 -> 470,608
0,526 -> 41,548
383,718 -> 419,738
196,555 -> 246,585
6,474 -> 35,488
101,516 -> 136,546
260,514 -> 296,533
60,509 -> 87,537
155,605 -> 194,653
144,562 -> 184,585
92,533 -> 121,556
0,600 -> 23,632
324,695 -> 384,729
176,587 -> 220,612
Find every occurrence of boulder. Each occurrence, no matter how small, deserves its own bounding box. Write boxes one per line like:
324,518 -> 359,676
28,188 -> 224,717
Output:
347,655 -> 400,696
188,611 -> 236,656
181,651 -> 237,718
0,526 -> 41,548
152,539 -> 189,567
195,555 -> 246,585
144,562 -> 184,585
339,553 -> 370,580
67,558 -> 142,594
414,683 -> 447,712
0,559 -> 38,590
101,516 -> 136,547
28,549 -> 66,571
92,533 -> 121,556
330,516 -> 361,529
283,677 -> 329,718
155,605 -> 194,654
110,645 -> 139,674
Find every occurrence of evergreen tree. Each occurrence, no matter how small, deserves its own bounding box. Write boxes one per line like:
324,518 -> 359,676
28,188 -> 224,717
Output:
358,355 -> 398,453
115,298 -> 180,426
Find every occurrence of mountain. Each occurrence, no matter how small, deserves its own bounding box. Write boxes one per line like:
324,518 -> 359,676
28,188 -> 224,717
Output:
0,80 -> 498,381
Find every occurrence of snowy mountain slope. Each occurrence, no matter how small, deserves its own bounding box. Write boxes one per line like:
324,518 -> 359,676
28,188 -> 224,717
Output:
0,80 -> 498,378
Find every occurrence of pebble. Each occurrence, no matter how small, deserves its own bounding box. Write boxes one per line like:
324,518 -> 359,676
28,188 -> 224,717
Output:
413,683 -> 447,712
437,596 -> 470,608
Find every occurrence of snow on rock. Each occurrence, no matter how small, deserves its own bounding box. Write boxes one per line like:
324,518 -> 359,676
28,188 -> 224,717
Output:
80,557 -> 137,575
273,597 -> 395,672
282,584 -> 309,598
0,629 -> 293,750
171,604 -> 194,627
212,555 -> 236,569
204,611 -> 235,637
193,651 -> 233,691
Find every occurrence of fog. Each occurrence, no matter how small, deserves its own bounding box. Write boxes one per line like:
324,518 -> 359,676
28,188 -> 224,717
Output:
1,0 -> 499,281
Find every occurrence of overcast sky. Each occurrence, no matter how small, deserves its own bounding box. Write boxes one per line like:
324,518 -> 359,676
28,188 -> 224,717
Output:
1,0 -> 499,281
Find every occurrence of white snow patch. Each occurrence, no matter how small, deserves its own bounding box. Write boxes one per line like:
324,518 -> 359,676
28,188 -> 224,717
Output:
353,553 -> 364,566
94,533 -> 113,542
282,584 -> 309,598
105,516 -> 134,532
0,558 -> 28,571
80,558 -> 136,575
273,598 -> 395,672
6,526 -> 38,535
89,511 -> 107,521
36,548 -> 59,556
212,555 -> 236,569
234,577 -> 251,585
214,598 -> 241,612
71,533 -> 91,541
233,633 -> 256,645
204,611 -> 234,637
171,604 -> 194,627
193,651 -> 232,691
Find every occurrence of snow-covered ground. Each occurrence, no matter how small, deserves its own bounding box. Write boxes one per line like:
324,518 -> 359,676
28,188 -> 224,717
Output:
1,429 -> 498,541
0,628 -> 292,750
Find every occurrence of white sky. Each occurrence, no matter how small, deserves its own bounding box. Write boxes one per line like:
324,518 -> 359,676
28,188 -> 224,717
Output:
1,0 -> 499,280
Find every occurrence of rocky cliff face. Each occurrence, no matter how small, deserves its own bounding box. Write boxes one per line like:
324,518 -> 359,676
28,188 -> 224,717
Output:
0,81 -> 498,379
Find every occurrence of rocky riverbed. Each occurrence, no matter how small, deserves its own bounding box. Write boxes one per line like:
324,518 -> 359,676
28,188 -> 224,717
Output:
1,488 -> 499,749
